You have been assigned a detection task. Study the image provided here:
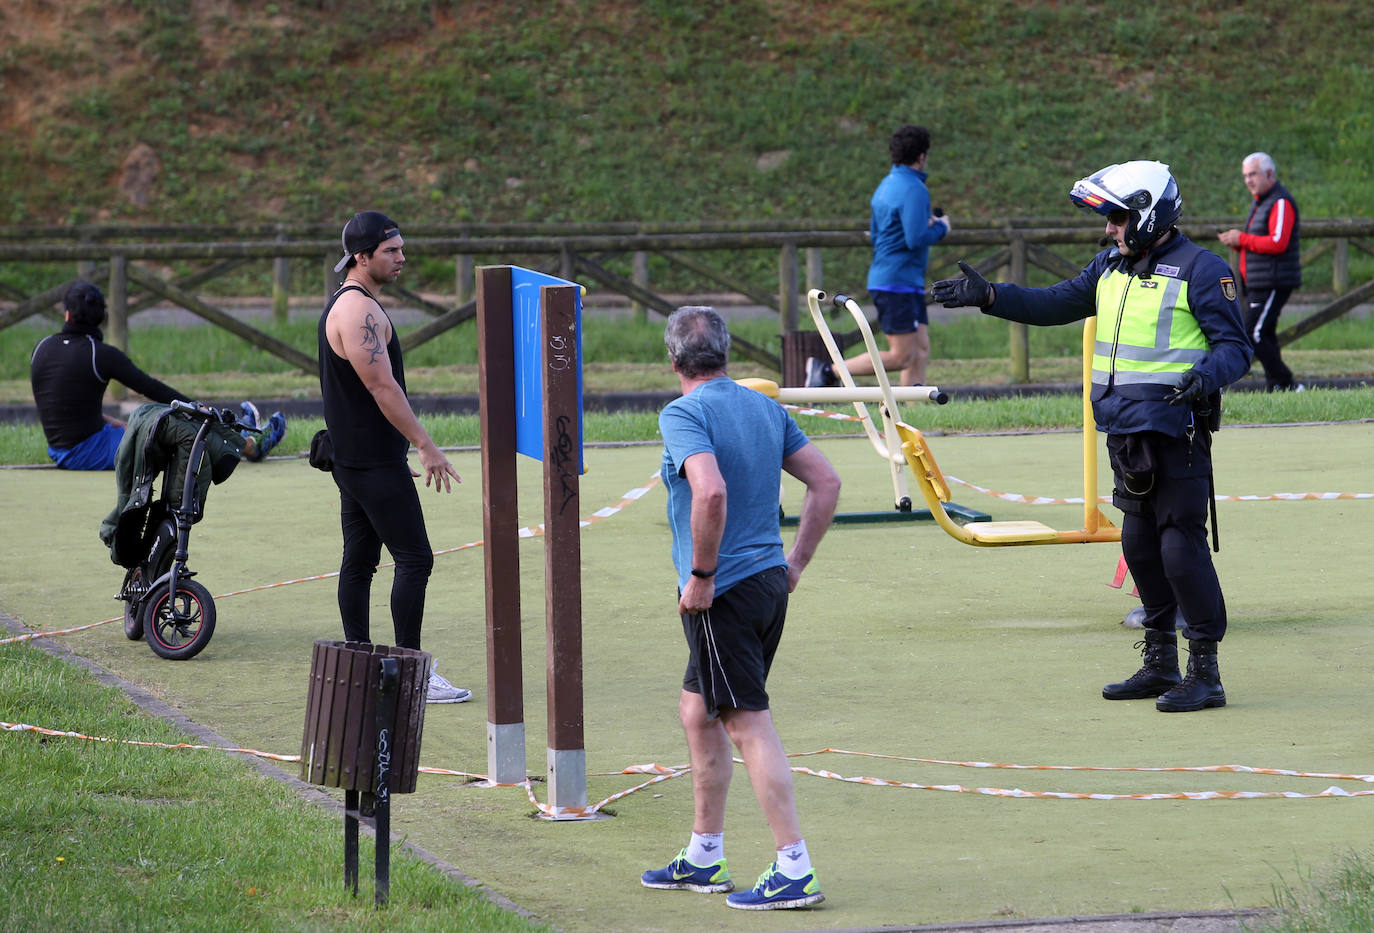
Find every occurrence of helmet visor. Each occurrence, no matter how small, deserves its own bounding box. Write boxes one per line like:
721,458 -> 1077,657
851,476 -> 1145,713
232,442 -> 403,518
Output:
1069,169 -> 1129,218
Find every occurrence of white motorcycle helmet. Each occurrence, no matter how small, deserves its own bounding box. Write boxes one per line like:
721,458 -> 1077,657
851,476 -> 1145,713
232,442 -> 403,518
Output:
1070,161 -> 1182,255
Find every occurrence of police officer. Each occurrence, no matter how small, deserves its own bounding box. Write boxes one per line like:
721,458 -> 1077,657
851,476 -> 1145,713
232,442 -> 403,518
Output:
930,161 -> 1253,712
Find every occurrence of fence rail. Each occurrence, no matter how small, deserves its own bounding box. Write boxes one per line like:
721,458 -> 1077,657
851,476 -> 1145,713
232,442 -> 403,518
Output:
2,218 -> 1371,382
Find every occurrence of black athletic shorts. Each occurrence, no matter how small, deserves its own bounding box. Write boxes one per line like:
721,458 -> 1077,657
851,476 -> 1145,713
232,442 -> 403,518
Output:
681,565 -> 789,719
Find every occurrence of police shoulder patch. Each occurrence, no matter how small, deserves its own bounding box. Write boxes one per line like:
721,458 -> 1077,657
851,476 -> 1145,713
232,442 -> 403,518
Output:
1220,276 -> 1237,302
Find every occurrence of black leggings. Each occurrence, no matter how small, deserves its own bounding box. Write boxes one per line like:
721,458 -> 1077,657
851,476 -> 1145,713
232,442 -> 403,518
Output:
332,461 -> 434,650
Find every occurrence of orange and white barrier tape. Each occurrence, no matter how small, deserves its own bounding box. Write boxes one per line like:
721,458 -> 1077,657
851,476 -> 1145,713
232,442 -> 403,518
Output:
779,408 -> 1373,503
9,722 -> 1374,804
945,475 -> 1373,506
785,748 -> 1374,799
0,473 -> 663,646
2,721 -> 301,763
779,403 -> 867,424
0,616 -> 124,645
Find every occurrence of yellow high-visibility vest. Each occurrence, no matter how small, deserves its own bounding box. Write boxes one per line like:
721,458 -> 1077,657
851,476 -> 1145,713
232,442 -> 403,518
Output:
1092,268 -> 1208,390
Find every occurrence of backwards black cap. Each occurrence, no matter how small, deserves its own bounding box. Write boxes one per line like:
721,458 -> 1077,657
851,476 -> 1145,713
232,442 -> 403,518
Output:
333,211 -> 401,273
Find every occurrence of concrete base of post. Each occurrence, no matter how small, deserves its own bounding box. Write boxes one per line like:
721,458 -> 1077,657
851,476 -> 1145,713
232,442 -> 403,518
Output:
486,721 -> 527,786
546,747 -> 587,812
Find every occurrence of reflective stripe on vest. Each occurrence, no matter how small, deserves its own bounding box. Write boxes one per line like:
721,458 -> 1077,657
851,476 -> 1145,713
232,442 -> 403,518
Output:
1092,269 -> 1207,388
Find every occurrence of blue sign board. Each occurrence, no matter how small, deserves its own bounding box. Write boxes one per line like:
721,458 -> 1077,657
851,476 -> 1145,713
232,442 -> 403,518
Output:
511,267 -> 583,472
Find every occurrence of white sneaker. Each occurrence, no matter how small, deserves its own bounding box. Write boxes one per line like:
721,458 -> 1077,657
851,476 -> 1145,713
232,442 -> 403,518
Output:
427,670 -> 472,704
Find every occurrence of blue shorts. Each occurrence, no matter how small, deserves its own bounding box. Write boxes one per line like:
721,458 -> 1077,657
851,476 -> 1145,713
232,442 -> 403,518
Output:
49,422 -> 125,471
871,290 -> 927,335
680,565 -> 789,718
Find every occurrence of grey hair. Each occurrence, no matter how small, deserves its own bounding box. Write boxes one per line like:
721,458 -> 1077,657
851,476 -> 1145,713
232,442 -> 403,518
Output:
1245,151 -> 1277,175
664,305 -> 730,377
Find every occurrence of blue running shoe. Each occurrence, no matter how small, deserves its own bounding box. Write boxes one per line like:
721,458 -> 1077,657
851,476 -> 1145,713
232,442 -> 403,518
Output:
726,861 -> 824,910
640,848 -> 732,894
238,400 -> 260,432
246,411 -> 287,462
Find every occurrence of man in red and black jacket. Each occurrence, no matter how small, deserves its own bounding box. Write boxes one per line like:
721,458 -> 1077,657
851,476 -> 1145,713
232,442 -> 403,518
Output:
1218,152 -> 1302,391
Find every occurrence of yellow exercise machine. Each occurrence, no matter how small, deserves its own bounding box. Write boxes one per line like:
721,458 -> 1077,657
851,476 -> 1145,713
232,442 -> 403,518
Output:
895,312 -> 1120,546
740,289 -> 986,524
742,288 -> 1120,545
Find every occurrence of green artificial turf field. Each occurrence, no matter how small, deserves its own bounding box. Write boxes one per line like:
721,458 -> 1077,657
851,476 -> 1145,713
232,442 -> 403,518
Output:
2,422 -> 1371,931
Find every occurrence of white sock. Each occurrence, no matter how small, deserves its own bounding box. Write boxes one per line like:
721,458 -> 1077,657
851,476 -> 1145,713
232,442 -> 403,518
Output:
687,832 -> 724,866
776,839 -> 812,878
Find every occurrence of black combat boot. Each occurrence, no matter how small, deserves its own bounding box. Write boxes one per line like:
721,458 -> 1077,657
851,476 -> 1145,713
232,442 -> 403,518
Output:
1156,639 -> 1226,712
1102,629 -> 1182,700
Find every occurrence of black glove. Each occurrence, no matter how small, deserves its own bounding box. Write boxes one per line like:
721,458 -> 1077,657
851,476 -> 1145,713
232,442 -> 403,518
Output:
930,260 -> 993,309
1167,369 -> 1206,406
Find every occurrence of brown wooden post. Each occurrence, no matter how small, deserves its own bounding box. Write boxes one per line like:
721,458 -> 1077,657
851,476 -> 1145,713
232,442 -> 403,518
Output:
455,254 -> 475,305
1333,237 -> 1349,296
805,246 -> 824,296
77,233 -> 95,282
324,252 -> 337,304
778,241 -> 799,334
272,228 -> 291,324
1008,235 -> 1030,383
631,251 -> 649,323
107,255 -> 128,402
475,265 -> 525,786
541,283 -> 585,810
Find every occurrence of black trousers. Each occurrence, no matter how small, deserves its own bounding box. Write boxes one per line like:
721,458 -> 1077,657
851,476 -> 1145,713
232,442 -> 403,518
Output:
1109,431 -> 1227,642
331,460 -> 434,650
1244,287 -> 1295,390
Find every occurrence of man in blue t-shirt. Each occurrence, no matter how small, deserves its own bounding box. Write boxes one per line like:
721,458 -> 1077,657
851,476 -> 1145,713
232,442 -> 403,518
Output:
807,124 -> 950,389
641,306 -> 841,911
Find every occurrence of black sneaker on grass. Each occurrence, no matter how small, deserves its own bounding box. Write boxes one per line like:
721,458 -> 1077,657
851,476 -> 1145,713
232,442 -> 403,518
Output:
804,356 -> 835,388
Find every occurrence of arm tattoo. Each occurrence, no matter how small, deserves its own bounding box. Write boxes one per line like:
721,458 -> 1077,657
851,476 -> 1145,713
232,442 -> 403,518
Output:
359,312 -> 385,364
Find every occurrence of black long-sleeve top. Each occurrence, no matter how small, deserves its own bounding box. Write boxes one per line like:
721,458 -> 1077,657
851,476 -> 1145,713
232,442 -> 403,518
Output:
30,321 -> 189,449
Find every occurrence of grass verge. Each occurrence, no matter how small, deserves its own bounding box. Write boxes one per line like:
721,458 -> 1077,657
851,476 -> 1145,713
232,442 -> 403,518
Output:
0,636 -> 551,932
1266,851 -> 1374,933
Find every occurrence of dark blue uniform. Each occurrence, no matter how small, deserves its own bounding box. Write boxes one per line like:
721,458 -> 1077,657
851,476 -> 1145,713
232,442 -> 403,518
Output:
984,233 -> 1252,641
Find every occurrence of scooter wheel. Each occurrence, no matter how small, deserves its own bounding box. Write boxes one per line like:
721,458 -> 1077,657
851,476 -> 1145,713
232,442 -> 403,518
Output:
142,579 -> 216,661
122,568 -> 146,641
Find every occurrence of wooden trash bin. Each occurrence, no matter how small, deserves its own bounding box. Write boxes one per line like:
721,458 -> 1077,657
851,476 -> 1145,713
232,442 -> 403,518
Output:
300,640 -> 431,905
782,322 -> 870,388
300,640 -> 430,794
780,330 -> 828,387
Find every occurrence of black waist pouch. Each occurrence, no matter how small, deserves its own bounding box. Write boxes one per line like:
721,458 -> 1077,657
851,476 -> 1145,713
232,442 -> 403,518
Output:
1107,432 -> 1156,500
308,429 -> 334,472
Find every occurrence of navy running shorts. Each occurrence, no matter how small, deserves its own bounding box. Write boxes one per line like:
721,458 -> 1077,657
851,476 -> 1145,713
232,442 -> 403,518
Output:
680,565 -> 789,719
871,289 -> 927,335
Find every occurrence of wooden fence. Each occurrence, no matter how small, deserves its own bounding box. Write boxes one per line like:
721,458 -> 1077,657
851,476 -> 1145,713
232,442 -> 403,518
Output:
2,218 -> 1371,382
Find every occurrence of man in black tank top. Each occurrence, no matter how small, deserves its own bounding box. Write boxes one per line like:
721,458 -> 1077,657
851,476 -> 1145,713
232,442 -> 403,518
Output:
320,211 -> 471,704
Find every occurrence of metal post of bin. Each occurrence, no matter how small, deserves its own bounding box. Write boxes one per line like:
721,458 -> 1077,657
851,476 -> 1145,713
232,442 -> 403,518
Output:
372,657 -> 397,907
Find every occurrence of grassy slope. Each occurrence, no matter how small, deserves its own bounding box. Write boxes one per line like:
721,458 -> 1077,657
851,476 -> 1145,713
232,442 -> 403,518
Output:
3,1 -> 1372,240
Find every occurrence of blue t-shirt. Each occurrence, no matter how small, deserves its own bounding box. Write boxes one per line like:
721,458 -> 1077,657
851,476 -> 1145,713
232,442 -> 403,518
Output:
659,377 -> 809,594
867,165 -> 947,293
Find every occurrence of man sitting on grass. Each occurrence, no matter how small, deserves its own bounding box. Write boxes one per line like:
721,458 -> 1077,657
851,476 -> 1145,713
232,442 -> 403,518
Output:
30,281 -> 286,470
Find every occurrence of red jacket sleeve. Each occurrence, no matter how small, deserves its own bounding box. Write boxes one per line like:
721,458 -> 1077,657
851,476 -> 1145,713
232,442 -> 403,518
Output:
1239,198 -> 1296,255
